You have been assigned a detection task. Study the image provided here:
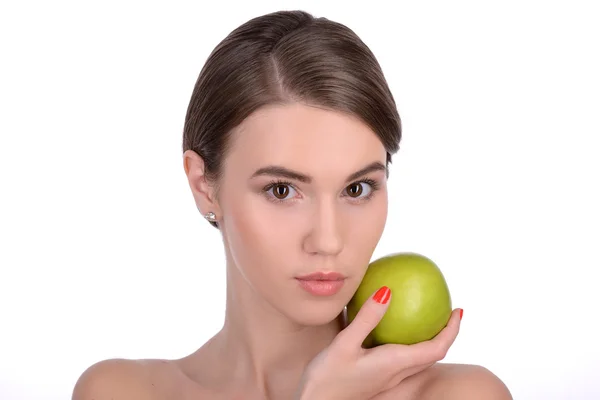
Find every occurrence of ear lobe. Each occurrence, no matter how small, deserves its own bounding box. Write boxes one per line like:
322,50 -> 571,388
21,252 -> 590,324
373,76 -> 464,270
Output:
183,150 -> 221,216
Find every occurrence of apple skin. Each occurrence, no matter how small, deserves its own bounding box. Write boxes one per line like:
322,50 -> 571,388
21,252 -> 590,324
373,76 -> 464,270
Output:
347,252 -> 452,346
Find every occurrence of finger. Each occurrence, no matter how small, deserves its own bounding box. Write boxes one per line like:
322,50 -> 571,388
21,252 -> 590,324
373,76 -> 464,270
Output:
397,308 -> 463,366
369,308 -> 461,369
335,286 -> 392,350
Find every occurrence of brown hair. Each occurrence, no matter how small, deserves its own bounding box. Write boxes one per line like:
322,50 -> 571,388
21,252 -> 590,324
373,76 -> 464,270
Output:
182,10 -> 402,228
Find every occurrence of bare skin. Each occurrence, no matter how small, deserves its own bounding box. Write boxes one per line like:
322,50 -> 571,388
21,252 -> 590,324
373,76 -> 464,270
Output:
72,103 -> 512,399
72,358 -> 509,400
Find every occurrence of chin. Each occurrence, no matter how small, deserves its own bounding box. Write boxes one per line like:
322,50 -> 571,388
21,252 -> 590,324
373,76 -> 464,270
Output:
287,298 -> 347,327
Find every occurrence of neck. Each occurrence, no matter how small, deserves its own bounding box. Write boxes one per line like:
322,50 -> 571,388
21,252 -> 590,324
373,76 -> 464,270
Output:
215,262 -> 343,397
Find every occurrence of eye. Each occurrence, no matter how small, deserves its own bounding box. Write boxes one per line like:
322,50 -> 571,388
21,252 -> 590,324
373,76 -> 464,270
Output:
343,179 -> 380,202
346,182 -> 370,198
346,182 -> 365,197
271,183 -> 294,200
262,180 -> 298,202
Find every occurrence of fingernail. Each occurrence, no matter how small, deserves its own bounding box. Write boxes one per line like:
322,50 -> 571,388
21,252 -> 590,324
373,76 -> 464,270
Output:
459,308 -> 464,320
373,286 -> 391,304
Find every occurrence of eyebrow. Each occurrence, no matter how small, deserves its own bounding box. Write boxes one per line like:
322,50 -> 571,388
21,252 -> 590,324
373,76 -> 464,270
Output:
250,161 -> 387,183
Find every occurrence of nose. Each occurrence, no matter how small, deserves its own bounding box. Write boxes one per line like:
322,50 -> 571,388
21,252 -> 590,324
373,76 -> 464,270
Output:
302,200 -> 344,256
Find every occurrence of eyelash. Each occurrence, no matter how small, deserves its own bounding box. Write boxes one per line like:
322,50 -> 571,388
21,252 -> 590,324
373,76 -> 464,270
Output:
261,179 -> 381,204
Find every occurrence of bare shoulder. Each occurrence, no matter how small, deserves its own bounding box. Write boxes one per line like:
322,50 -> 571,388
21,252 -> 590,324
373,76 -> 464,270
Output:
419,363 -> 512,400
71,358 -> 183,400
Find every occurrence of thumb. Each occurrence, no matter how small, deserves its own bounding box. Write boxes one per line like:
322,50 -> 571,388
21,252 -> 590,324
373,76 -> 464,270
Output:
337,286 -> 391,349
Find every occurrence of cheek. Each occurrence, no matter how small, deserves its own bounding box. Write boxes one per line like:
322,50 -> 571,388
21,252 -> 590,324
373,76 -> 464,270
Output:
343,192 -> 388,257
222,192 -> 301,276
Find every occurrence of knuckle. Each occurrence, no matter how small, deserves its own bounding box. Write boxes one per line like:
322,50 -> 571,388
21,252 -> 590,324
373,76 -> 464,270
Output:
434,343 -> 449,361
355,306 -> 381,328
361,312 -> 381,328
332,333 -> 354,352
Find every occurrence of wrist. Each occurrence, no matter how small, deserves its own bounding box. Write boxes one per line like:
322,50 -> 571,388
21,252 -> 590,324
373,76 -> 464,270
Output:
296,388 -> 324,400
295,378 -> 327,400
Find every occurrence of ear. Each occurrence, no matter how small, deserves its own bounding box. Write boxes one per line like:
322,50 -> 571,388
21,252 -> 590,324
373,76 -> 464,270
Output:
183,150 -> 222,220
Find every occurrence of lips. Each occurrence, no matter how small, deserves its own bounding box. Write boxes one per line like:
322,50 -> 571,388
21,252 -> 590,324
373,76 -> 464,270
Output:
295,272 -> 346,296
295,271 -> 345,281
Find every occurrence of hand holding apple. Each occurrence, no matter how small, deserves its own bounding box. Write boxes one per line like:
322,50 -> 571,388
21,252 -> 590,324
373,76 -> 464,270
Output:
295,284 -> 462,400
347,252 -> 454,346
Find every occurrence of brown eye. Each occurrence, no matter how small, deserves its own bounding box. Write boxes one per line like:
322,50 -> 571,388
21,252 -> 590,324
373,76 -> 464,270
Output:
347,183 -> 363,197
272,184 -> 290,199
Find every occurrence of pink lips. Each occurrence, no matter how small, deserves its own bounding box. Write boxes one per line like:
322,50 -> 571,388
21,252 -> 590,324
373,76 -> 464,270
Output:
295,272 -> 346,296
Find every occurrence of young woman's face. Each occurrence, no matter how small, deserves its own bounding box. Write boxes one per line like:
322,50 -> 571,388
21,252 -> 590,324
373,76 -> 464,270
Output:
217,103 -> 389,326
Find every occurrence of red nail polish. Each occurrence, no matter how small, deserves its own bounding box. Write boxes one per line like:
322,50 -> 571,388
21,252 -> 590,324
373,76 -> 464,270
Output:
459,309 -> 464,320
373,286 -> 391,304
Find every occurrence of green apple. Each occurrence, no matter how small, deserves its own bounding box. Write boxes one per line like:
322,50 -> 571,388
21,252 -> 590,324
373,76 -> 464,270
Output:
347,252 -> 452,346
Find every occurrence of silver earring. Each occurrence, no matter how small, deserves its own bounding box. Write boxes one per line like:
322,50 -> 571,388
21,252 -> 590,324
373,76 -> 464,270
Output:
204,211 -> 217,222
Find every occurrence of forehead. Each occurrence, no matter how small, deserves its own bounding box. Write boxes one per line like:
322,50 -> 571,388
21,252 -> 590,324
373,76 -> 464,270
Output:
226,103 -> 386,176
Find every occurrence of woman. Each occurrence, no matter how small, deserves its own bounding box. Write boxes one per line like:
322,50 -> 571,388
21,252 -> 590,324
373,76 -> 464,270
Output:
73,10 -> 512,399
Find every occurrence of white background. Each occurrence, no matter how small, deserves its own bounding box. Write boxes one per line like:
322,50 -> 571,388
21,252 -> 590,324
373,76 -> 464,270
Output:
1,1 -> 599,399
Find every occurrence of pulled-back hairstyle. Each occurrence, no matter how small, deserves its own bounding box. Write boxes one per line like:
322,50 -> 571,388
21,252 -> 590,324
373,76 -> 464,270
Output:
183,10 -> 402,228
